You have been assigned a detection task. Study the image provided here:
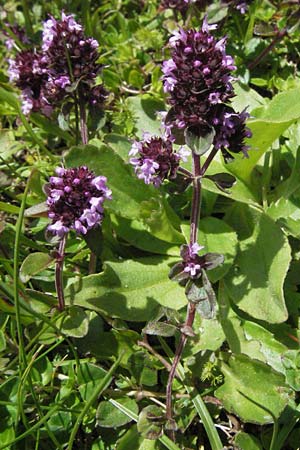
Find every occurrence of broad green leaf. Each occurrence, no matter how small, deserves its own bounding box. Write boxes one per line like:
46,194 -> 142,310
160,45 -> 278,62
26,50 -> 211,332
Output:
58,306 -> 89,338
30,113 -> 72,141
0,130 -> 22,160
103,134 -> 132,161
235,431 -> 263,450
117,425 -> 160,450
65,144 -> 183,243
181,216 -> 238,283
97,397 -> 138,428
228,88 -> 300,182
128,352 -> 158,386
184,313 -> 225,355
224,207 -> 290,323
215,354 -> 292,424
19,252 -> 55,283
78,362 -> 107,401
65,258 -> 187,321
143,321 -> 177,337
111,215 -> 180,256
0,87 -> 20,111
218,283 -> 287,374
127,95 -> 165,138
231,82 -> 266,113
0,201 -> 20,214
137,405 -> 164,440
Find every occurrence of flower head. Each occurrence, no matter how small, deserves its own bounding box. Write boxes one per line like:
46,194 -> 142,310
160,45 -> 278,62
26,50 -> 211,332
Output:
7,12 -> 107,116
47,166 -> 111,237
129,134 -> 184,186
162,19 -> 235,130
42,13 -> 100,85
212,106 -> 252,160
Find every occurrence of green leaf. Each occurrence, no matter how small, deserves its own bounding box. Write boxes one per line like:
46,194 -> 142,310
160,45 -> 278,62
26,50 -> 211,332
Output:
111,215 -> 180,256
184,124 -> 215,155
19,252 -> 55,283
235,431 -> 263,450
0,201 -> 20,214
0,331 -> 6,352
215,354 -> 292,424
0,87 -> 20,111
58,306 -> 89,338
97,397 -> 138,428
127,95 -> 165,138
143,321 -> 177,337
224,207 -> 290,323
30,113 -> 72,141
228,88 -> 300,182
137,405 -> 164,440
117,425 -> 159,450
204,173 -> 236,192
65,257 -> 187,321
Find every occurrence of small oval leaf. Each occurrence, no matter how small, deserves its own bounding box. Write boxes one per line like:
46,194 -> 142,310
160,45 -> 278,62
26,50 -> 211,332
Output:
20,252 -> 55,283
184,124 -> 215,155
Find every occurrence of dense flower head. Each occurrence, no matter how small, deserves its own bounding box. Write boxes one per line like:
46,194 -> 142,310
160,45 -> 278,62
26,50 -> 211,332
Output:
162,18 -> 251,159
210,106 -> 252,159
8,51 -> 53,115
7,12 -> 107,116
129,133 -> 188,186
162,19 -> 235,130
47,166 -> 112,237
42,12 -> 100,85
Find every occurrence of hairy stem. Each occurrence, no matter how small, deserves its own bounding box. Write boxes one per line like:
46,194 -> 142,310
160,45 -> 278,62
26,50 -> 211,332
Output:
200,147 -> 219,176
247,29 -> 287,71
55,235 -> 66,311
165,153 -> 201,437
79,93 -> 88,145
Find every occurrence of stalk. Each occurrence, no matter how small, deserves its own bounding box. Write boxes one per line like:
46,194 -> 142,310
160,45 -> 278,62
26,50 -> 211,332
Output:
55,235 -> 66,310
165,153 -> 201,436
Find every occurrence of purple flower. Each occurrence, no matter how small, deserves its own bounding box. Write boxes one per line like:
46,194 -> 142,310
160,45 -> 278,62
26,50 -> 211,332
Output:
47,166 -> 111,237
7,12 -> 108,116
41,13 -> 100,86
162,18 -> 236,130
169,242 -> 225,282
211,106 -> 252,160
129,134 -> 184,186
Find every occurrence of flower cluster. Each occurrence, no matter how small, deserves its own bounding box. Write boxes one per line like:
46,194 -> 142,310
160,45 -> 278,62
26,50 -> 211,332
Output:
169,243 -> 224,282
47,166 -> 112,237
129,133 -> 188,186
162,18 -> 251,158
8,13 -> 107,115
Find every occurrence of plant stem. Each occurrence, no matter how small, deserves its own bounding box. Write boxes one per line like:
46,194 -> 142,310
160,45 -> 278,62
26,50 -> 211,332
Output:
190,154 -> 201,245
79,92 -> 88,145
247,29 -> 287,71
166,303 -> 196,423
165,153 -> 201,437
55,235 -> 66,311
200,147 -> 219,176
